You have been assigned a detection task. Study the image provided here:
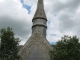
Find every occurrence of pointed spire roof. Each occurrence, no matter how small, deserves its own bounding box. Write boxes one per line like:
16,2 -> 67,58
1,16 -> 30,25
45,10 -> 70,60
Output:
33,0 -> 47,20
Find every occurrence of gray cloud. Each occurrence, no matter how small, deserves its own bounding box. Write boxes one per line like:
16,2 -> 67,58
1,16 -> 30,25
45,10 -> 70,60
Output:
52,0 -> 80,13
58,12 -> 75,32
45,0 -> 80,42
0,0 -> 80,45
0,16 -> 31,38
0,0 -> 33,45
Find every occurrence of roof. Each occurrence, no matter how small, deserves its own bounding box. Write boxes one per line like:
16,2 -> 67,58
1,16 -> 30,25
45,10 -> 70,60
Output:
18,28 -> 52,60
33,0 -> 47,20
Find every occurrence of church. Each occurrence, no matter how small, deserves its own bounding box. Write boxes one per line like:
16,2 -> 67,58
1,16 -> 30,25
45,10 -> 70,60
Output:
18,0 -> 52,60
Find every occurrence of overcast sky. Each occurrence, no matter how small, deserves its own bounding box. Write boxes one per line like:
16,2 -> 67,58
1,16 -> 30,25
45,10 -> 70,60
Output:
0,0 -> 80,45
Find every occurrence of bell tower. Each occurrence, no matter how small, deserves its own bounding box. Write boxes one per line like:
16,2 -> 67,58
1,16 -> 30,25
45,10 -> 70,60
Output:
32,0 -> 47,37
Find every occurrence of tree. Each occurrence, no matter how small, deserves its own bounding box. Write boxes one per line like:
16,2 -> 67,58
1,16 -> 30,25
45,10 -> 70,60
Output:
50,35 -> 80,60
0,39 -> 1,48
0,27 -> 20,60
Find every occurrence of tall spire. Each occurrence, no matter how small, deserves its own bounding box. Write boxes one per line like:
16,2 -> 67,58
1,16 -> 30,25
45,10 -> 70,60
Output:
32,0 -> 47,37
18,0 -> 51,60
33,0 -> 47,20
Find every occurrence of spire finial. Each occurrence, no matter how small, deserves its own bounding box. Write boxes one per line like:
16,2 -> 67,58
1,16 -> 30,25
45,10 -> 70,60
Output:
33,0 -> 47,20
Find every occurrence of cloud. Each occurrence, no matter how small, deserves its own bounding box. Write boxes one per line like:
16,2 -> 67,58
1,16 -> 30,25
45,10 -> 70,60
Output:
46,0 -> 80,43
0,0 -> 33,45
0,0 -> 80,45
51,0 -> 80,13
58,11 -> 75,32
0,16 -> 31,37
20,0 -> 31,14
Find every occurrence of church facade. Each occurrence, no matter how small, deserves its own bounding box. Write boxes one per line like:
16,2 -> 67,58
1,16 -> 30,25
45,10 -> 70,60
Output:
18,0 -> 52,60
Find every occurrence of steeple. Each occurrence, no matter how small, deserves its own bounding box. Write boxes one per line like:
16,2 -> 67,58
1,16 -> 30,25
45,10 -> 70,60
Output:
18,0 -> 52,60
32,0 -> 47,37
33,0 -> 47,20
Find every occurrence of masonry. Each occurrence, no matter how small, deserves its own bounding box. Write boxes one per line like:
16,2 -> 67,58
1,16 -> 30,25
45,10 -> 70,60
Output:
18,0 -> 52,60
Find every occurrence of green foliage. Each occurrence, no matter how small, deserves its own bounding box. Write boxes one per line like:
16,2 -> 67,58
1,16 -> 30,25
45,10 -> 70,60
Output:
50,35 -> 80,60
0,39 -> 1,48
0,27 -> 20,60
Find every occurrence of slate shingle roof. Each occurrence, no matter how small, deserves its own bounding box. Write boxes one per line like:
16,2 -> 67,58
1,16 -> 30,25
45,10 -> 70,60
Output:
18,28 -> 52,60
33,0 -> 47,20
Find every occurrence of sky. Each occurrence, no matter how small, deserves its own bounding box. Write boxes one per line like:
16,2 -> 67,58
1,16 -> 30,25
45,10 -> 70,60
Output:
0,0 -> 80,45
